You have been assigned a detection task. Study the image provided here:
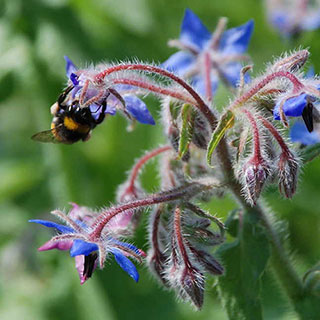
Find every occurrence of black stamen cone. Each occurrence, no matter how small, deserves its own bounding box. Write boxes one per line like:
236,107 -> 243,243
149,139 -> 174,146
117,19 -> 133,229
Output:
83,252 -> 98,278
302,103 -> 314,133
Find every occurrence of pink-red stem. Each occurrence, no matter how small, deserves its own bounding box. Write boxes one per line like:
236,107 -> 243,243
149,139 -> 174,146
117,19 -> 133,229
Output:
257,116 -> 291,156
242,109 -> 262,162
95,64 -> 217,129
174,206 -> 192,268
232,71 -> 304,108
89,184 -> 201,240
203,52 -> 213,102
127,145 -> 172,193
113,78 -> 196,105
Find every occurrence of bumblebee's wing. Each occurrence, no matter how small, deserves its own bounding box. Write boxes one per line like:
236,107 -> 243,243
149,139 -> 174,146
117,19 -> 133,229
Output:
31,128 -> 61,143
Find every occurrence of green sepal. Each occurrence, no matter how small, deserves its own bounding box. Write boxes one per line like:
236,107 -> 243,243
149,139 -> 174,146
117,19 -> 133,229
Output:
206,110 -> 235,167
178,104 -> 196,160
169,100 -> 181,120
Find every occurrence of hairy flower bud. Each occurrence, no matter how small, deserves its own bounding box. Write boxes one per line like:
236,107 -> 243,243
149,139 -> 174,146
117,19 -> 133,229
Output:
147,249 -> 169,286
243,158 -> 270,205
272,50 -> 309,73
190,248 -> 224,276
180,266 -> 205,310
278,152 -> 298,198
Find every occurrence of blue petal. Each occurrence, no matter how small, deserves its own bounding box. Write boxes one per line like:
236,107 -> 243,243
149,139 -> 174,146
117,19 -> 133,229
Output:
274,94 -> 308,120
124,95 -> 155,125
111,248 -> 139,282
70,73 -> 79,86
89,104 -> 116,121
290,122 -> 320,145
64,56 -> 78,78
180,8 -> 211,50
219,19 -> 254,54
89,104 -> 101,121
70,239 -> 98,257
29,219 -> 74,234
161,51 -> 194,76
191,73 -> 218,97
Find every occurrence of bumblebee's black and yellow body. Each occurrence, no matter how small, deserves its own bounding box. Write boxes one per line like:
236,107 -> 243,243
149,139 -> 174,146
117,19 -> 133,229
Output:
32,86 -> 107,144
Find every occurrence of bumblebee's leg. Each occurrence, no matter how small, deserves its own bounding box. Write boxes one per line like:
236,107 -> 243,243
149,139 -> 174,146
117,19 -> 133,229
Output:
79,80 -> 90,105
83,89 -> 106,107
95,101 -> 107,124
57,85 -> 74,106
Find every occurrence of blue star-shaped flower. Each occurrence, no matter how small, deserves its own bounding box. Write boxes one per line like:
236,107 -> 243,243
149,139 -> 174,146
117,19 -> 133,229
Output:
273,93 -> 313,119
30,218 -> 141,283
64,56 -> 155,125
162,9 -> 254,96
273,84 -> 320,132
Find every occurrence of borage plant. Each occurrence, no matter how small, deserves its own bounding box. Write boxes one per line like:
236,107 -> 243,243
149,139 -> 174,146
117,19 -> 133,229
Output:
30,9 -> 320,319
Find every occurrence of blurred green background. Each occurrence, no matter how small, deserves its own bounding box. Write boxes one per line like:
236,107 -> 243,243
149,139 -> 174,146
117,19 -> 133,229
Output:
1,0 -> 320,319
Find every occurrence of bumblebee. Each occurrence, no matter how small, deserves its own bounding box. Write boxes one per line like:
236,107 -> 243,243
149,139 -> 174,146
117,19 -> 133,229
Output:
32,86 -> 107,144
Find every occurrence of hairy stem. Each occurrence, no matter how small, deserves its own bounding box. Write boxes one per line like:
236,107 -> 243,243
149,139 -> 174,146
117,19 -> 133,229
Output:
127,145 -> 172,192
174,206 -> 192,268
258,116 -> 291,156
255,203 -> 303,299
95,64 -> 217,129
242,109 -> 263,161
90,183 -> 210,240
216,137 -> 313,318
230,70 -> 304,109
203,52 -> 213,102
112,78 -> 197,105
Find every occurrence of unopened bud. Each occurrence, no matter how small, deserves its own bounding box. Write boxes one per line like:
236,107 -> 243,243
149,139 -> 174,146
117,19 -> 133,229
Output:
187,227 -> 223,246
147,250 -> 169,286
273,50 -> 309,73
190,248 -> 224,275
181,267 -> 204,310
278,152 -> 298,198
243,158 -> 270,205
68,203 -> 97,226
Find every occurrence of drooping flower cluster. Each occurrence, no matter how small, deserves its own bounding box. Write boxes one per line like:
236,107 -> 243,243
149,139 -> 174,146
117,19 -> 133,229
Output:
30,203 -> 145,284
30,8 -> 320,311
147,202 -> 224,309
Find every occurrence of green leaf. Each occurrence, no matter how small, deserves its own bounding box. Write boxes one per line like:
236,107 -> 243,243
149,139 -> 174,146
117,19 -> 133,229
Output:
206,110 -> 235,167
178,104 -> 195,159
169,101 -> 181,120
300,143 -> 320,163
217,211 -> 270,320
